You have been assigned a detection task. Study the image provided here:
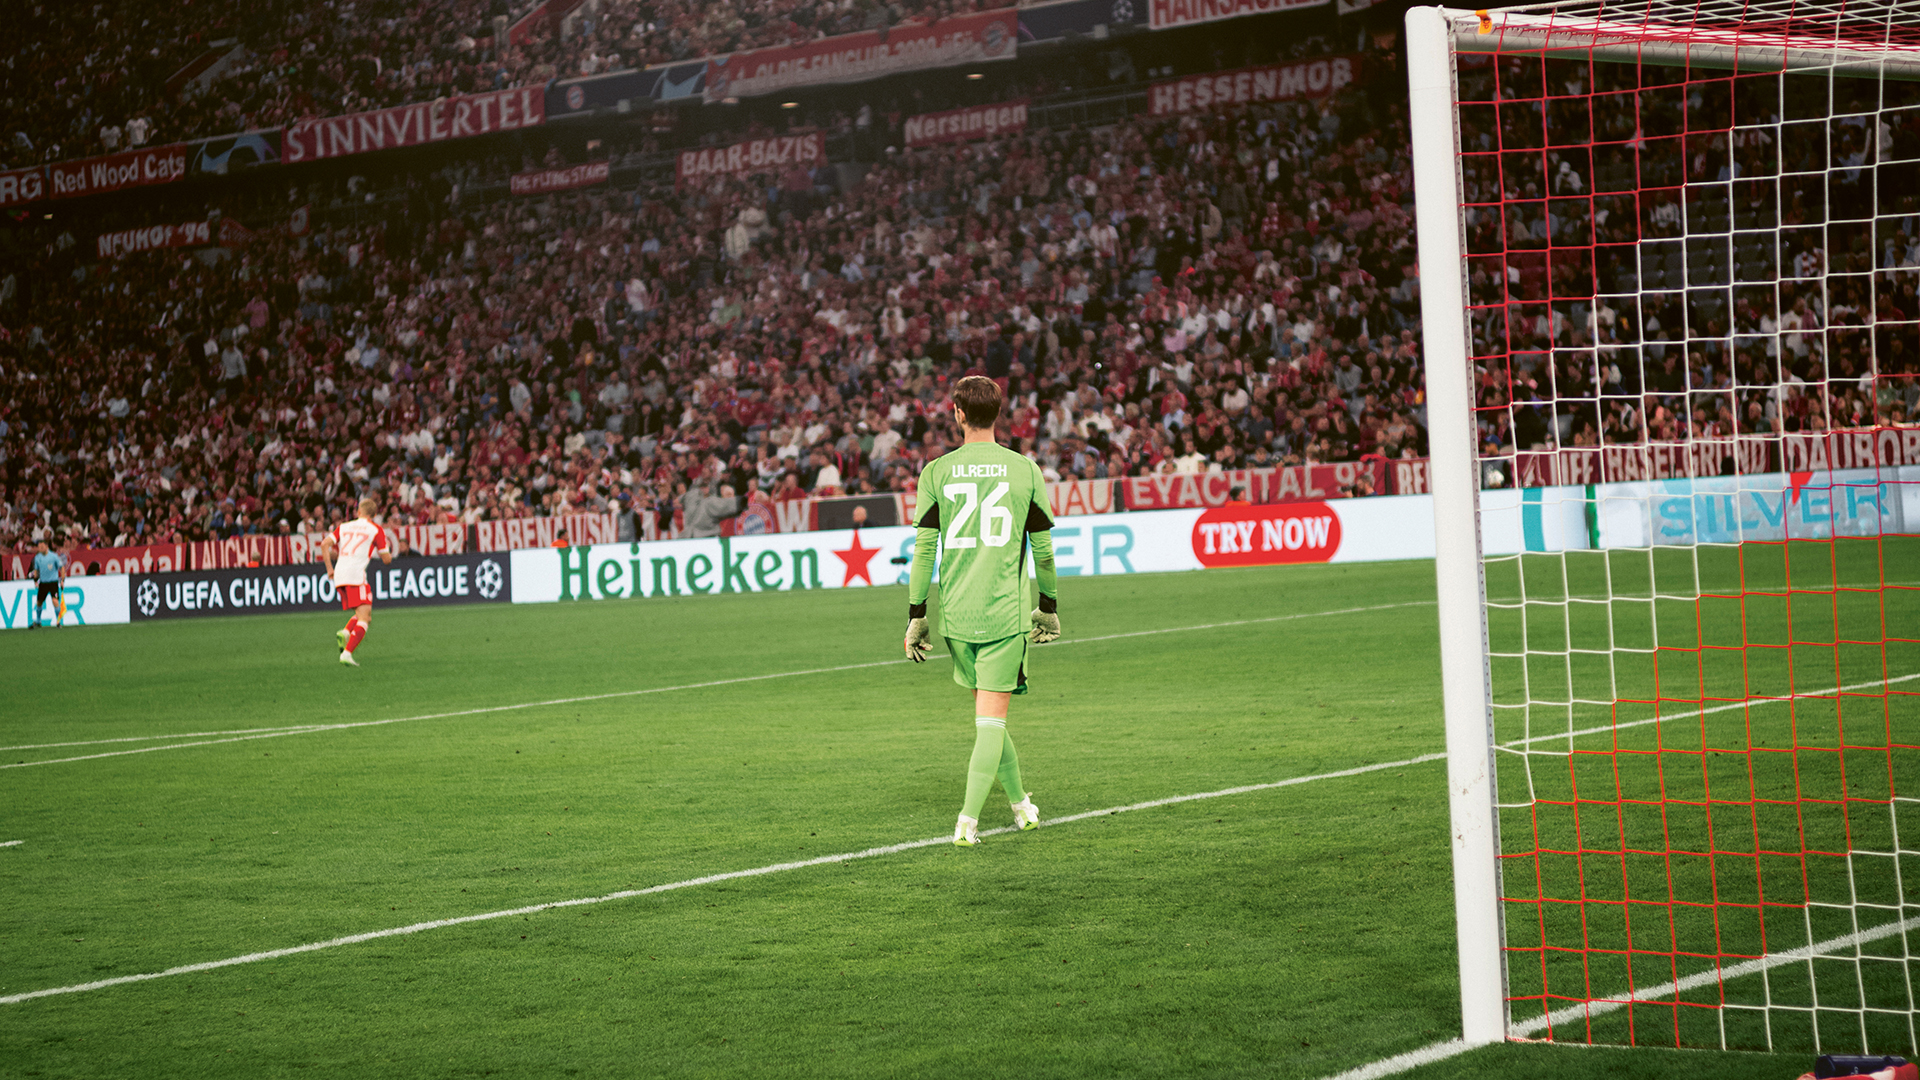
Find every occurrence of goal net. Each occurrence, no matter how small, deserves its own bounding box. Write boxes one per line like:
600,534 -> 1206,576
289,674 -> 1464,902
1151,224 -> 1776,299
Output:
1407,0 -> 1920,1055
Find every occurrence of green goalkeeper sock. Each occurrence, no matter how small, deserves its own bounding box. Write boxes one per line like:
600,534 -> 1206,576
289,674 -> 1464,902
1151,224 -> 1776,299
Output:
996,730 -> 1026,806
962,717 -> 1005,820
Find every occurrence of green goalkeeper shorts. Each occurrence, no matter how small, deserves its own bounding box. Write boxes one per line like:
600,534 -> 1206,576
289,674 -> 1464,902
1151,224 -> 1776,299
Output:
947,634 -> 1030,695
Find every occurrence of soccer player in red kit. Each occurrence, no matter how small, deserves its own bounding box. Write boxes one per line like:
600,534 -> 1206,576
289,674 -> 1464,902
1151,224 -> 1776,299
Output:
322,496 -> 394,667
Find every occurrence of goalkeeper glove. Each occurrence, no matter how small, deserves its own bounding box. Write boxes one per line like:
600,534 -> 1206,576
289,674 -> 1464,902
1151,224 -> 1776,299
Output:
1030,594 -> 1060,644
904,603 -> 932,662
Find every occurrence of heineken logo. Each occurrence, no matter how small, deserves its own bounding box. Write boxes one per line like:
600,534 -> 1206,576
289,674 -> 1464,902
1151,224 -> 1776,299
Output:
536,531 -> 909,603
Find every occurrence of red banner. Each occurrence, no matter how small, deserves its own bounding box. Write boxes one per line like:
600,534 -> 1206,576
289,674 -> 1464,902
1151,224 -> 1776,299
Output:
1191,502 -> 1340,567
473,513 -> 615,552
676,133 -> 825,188
508,0 -> 583,45
903,99 -> 1029,147
0,167 -> 45,208
1148,56 -> 1359,116
47,143 -> 190,200
1505,428 -> 1920,489
96,220 -> 211,259
1123,463 -> 1384,509
1149,0 -> 1329,30
193,535 -> 301,571
510,160 -> 610,196
387,522 -> 467,556
1047,479 -> 1118,518
703,9 -> 1017,102
3,543 -> 190,580
1392,459 -> 1432,496
284,87 -> 545,165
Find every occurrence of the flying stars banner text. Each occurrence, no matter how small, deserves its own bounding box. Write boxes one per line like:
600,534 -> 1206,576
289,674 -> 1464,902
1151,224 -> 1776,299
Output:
284,87 -> 545,164
510,160 -> 611,196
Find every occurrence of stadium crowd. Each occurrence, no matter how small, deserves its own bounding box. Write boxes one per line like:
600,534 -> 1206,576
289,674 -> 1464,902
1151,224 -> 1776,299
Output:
2,0 -> 1015,168
0,82 -> 1432,552
1455,56 -> 1920,457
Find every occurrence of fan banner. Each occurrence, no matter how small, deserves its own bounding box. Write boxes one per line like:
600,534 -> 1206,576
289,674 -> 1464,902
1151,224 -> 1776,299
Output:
676,133 -> 825,188
0,166 -> 46,207
283,87 -> 546,165
1505,427 -> 1920,489
47,143 -> 190,200
1017,0 -> 1151,44
129,552 -> 512,620
473,512 -> 616,552
186,129 -> 282,176
0,575 -> 130,629
1147,55 -> 1360,115
509,160 -> 610,196
701,9 -> 1018,103
1121,462 -> 1385,509
96,220 -> 212,259
903,99 -> 1029,147
1148,0 -> 1328,30
2,542 -> 189,581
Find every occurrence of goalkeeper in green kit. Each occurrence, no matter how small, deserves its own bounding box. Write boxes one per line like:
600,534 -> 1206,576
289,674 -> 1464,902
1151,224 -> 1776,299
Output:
904,375 -> 1061,847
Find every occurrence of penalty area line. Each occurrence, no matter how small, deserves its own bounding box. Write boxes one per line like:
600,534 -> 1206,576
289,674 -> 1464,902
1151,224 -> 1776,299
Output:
0,750 -> 1449,1007
4,600 -> 1435,768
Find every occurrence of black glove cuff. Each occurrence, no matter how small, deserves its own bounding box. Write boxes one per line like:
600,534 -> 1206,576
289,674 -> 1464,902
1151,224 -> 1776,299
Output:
908,602 -> 928,618
1037,594 -> 1058,614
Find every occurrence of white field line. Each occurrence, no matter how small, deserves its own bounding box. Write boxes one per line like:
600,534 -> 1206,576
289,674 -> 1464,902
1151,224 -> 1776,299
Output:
3,600 -> 1435,769
1505,671 -> 1920,751
0,725 -> 329,752
0,750 -> 1449,1007
1318,914 -> 1920,1080
0,841 -> 22,848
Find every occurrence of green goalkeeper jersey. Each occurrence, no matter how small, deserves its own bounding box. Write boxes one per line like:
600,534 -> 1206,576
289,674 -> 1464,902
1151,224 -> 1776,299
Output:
908,439 -> 1058,643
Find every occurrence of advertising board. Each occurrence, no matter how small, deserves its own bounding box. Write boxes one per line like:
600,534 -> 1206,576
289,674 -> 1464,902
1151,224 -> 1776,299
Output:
129,553 -> 511,620
511,499 -> 1442,603
0,575 -> 131,629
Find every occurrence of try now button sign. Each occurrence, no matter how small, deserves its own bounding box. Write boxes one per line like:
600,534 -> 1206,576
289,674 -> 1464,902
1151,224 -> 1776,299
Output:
1190,502 -> 1341,567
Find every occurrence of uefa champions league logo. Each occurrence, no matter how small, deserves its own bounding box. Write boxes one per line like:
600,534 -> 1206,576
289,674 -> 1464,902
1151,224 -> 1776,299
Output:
136,579 -> 160,617
1111,0 -> 1133,22
475,559 -> 504,600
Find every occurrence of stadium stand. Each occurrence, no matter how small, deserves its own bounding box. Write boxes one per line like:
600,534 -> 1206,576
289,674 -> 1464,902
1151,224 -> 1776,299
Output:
1,0 -> 1015,166
0,69 -> 1433,557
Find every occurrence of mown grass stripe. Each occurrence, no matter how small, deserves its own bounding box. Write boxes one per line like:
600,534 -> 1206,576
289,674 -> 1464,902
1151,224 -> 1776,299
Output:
3,601 -> 1435,768
0,750 -> 1450,1007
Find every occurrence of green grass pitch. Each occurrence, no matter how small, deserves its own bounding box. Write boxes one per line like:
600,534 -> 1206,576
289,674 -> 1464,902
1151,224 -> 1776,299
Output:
0,557 -> 1908,1079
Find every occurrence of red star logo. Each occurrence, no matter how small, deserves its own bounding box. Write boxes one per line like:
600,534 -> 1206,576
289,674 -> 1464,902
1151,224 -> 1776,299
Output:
832,529 -> 881,587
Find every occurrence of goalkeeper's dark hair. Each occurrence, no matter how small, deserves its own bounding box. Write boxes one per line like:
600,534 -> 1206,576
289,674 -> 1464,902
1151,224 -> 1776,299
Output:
952,375 -> 1003,431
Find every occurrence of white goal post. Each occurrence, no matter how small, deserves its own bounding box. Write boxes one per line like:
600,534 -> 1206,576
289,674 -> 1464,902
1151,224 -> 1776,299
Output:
1410,0 -> 1920,1054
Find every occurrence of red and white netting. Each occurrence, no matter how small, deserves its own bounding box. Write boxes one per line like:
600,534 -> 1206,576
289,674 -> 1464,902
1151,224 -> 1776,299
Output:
1442,0 -> 1919,1055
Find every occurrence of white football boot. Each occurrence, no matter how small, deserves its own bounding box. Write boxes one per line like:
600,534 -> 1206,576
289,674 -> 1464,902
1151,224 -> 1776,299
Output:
339,650 -> 359,667
1011,796 -> 1040,831
953,814 -> 980,847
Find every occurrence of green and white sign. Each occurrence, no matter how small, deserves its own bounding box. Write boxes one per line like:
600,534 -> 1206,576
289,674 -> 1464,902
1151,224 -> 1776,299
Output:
509,527 -> 919,603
